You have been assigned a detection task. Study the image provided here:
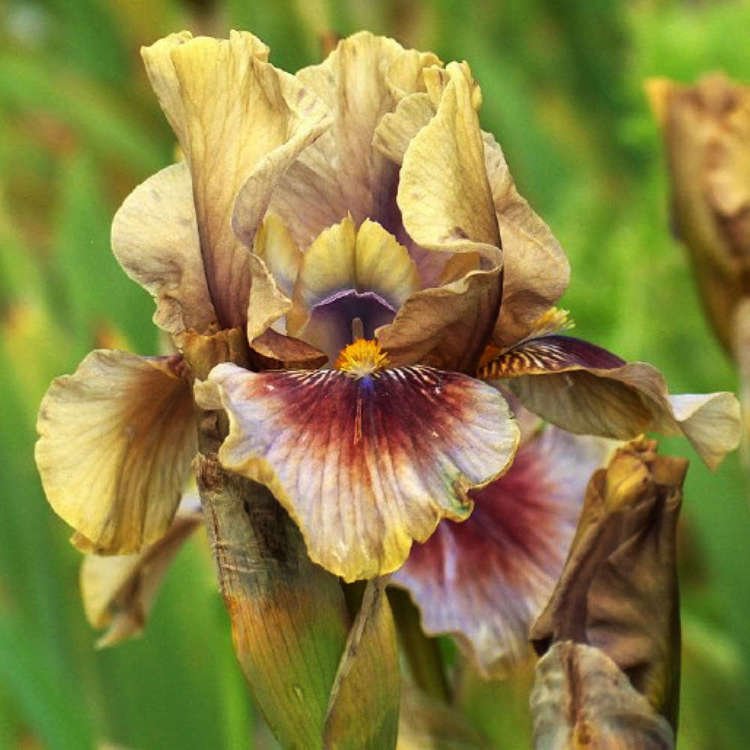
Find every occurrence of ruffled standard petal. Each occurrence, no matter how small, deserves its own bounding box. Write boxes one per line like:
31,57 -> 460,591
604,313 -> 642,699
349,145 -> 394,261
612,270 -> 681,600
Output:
392,426 -> 609,677
142,31 -> 330,329
81,499 -> 202,647
268,32 -> 438,250
287,217 -> 420,361
36,350 -> 197,553
483,133 -> 570,347
377,63 -> 503,372
111,162 -> 216,336
481,334 -> 741,469
196,362 -> 519,581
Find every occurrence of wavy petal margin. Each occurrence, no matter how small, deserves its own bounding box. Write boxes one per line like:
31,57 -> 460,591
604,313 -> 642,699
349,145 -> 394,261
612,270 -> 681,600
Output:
482,335 -> 741,469
392,426 -> 609,677
268,32 -> 437,250
111,162 -> 215,336
483,132 -> 570,347
142,31 -> 330,329
81,498 -> 202,647
377,62 -> 503,371
196,363 -> 519,581
36,350 -> 197,553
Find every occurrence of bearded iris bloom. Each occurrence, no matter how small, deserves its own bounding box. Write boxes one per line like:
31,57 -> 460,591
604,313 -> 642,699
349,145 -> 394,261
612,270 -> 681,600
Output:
36,31 -> 739,650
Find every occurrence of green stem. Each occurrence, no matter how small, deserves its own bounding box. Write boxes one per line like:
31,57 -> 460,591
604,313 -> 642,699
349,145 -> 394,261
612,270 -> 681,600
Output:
195,449 -> 350,750
387,587 -> 451,703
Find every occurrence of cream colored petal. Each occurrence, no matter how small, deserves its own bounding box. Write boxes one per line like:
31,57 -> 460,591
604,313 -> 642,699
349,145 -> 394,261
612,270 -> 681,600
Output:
111,162 -> 216,336
138,32 -> 197,148
377,62 -> 502,371
372,92 -> 435,165
142,31 -> 330,329
667,392 -> 742,470
268,33 -> 437,250
483,132 -> 570,347
245,252 -> 292,344
202,362 -> 519,582
81,501 -> 202,647
377,266 -> 502,372
398,62 -> 501,260
36,350 -> 197,553
253,213 -> 302,299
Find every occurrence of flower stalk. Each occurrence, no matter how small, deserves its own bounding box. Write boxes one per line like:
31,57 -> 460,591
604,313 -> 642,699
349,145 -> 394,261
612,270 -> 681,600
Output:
195,423 -> 350,747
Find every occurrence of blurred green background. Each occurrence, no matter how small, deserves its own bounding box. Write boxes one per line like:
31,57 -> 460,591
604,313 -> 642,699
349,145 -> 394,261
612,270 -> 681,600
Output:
1,0 -> 749,747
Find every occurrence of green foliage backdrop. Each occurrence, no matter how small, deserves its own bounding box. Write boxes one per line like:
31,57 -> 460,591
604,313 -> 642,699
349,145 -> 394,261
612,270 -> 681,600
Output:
1,1 -> 749,747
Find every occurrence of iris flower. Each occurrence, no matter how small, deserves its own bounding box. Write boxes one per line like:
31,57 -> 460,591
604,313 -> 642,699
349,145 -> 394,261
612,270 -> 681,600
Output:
36,31 -> 739,642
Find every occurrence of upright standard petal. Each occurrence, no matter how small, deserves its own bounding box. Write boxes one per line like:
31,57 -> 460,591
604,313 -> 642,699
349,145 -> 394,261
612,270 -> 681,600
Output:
36,351 -> 197,553
197,351 -> 519,581
142,31 -> 330,329
392,426 -> 609,677
481,334 -> 741,469
111,162 -> 216,336
268,32 -> 438,250
378,63 -> 503,372
483,132 -> 570,348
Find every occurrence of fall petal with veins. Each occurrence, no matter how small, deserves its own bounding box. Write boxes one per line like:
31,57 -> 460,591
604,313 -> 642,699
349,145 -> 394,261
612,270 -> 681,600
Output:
392,426 -> 609,677
142,30 -> 330,329
197,362 -> 519,582
111,161 -> 215,336
36,350 -> 197,553
485,334 -> 741,469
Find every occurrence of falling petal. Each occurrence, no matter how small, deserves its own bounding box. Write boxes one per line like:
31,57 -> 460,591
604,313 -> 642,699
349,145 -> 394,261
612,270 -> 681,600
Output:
482,334 -> 741,469
36,350 -> 197,553
392,426 -> 609,677
197,358 -> 519,581
81,499 -> 202,647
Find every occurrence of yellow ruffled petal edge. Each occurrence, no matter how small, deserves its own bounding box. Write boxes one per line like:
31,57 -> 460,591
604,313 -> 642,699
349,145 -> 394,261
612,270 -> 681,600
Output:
36,350 -> 197,553
196,361 -> 519,581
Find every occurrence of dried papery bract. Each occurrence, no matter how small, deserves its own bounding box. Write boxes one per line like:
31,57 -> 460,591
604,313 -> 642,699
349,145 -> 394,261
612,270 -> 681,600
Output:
531,642 -> 675,750
647,74 -> 750,359
531,438 -> 686,745
648,74 -> 750,453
